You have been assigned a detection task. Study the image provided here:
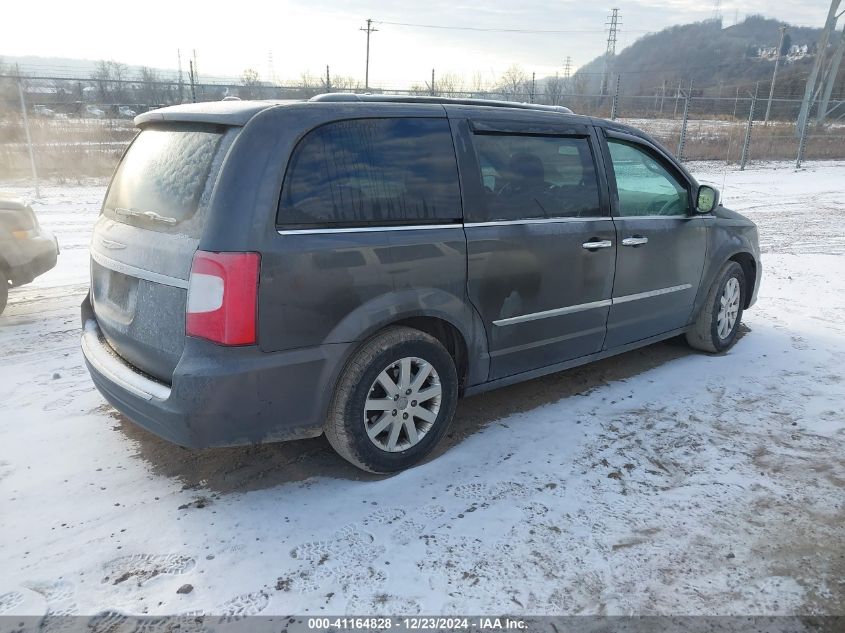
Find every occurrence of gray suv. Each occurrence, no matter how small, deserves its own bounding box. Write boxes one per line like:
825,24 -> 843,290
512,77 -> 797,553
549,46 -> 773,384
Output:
81,94 -> 761,473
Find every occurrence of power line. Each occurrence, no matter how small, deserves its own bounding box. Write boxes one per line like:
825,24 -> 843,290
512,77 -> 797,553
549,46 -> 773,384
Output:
374,19 -> 649,35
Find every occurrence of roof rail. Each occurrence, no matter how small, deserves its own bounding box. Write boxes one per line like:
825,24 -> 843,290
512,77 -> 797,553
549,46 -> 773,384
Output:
308,93 -> 573,114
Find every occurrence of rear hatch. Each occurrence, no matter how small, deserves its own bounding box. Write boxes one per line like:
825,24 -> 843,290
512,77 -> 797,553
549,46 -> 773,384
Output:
90,123 -> 230,382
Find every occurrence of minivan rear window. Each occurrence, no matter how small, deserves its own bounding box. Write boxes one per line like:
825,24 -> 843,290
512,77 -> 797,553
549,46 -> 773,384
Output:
279,118 -> 461,228
104,124 -> 223,229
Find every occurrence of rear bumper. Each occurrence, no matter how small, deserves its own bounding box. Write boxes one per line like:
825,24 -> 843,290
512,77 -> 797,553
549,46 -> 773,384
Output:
4,232 -> 59,286
81,295 -> 350,448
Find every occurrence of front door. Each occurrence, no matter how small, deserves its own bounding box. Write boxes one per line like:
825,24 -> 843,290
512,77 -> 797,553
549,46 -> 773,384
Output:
602,133 -> 707,349
455,116 -> 616,380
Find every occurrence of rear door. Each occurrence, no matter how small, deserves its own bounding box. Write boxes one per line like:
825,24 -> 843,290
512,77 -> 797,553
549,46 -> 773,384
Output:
454,114 -> 616,380
601,131 -> 707,349
90,123 -> 231,382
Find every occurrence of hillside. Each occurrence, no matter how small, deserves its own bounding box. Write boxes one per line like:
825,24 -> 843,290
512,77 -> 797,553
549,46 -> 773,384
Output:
573,15 -> 834,98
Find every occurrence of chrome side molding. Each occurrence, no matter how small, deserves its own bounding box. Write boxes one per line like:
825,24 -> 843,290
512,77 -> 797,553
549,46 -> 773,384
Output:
494,284 -> 693,327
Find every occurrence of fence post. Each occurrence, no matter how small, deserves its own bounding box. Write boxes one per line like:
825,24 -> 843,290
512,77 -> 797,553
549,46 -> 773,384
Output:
16,71 -> 40,198
796,106 -> 810,168
611,74 -> 621,120
740,84 -> 759,171
677,82 -> 691,162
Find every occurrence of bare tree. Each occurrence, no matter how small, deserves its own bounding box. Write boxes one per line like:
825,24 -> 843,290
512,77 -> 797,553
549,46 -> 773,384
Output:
239,68 -> 262,99
470,71 -> 489,97
496,65 -> 529,101
330,75 -> 363,92
92,60 -> 113,102
298,72 -> 321,98
137,67 -> 161,106
545,73 -> 564,106
91,60 -> 129,103
436,72 -> 465,97
110,61 -> 129,102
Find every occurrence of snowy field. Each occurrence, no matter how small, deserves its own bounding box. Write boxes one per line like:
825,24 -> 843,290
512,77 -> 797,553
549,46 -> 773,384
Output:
0,162 -> 844,619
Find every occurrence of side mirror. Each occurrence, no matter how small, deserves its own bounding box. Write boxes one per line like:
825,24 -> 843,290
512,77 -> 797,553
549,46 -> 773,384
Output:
695,185 -> 720,214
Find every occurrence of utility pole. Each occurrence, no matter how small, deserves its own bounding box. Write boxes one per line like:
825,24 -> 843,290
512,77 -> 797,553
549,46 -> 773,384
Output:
602,8 -> 620,96
193,49 -> 201,99
360,18 -> 378,91
817,26 -> 845,125
326,65 -> 332,93
177,49 -> 184,103
740,83 -> 759,170
188,60 -> 197,103
797,0 -> 842,134
16,65 -> 39,198
764,25 -> 788,125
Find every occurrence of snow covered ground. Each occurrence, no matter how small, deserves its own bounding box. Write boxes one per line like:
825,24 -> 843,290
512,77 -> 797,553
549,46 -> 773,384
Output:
0,162 -> 843,619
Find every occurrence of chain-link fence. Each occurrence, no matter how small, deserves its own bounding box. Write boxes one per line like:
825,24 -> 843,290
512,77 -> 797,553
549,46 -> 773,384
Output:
2,72 -> 844,180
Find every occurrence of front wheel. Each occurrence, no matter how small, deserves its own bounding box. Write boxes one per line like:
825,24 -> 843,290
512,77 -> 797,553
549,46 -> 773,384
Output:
686,261 -> 746,353
325,326 -> 459,473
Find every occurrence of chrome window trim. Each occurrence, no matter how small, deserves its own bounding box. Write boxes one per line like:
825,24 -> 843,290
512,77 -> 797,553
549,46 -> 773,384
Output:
493,283 -> 693,327
277,223 -> 463,235
612,214 -> 691,220
90,249 -> 189,289
465,217 -> 612,228
277,218 -> 615,234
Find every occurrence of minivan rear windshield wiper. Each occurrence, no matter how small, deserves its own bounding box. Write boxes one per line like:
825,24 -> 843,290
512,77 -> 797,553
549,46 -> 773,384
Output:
113,207 -> 178,225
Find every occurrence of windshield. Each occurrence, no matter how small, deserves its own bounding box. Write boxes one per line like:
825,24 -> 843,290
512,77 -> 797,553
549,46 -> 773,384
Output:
104,124 -> 223,228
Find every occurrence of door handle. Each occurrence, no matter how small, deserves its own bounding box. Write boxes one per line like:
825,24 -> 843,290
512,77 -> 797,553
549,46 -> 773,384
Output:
582,239 -> 613,250
622,236 -> 649,247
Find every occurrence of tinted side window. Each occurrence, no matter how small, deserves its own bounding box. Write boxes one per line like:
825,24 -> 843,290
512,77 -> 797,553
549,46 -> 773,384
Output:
279,118 -> 461,228
607,139 -> 689,217
471,134 -> 601,221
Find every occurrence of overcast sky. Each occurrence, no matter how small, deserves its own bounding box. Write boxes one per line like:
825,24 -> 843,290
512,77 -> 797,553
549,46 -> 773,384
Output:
3,0 -> 829,86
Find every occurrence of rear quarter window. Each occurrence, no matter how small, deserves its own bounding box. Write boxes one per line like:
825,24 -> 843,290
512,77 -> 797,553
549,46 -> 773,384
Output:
278,118 -> 462,228
104,124 -> 224,232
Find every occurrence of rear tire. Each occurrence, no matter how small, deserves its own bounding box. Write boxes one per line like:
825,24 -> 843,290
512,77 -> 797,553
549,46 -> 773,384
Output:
325,326 -> 458,473
0,270 -> 8,315
686,261 -> 746,353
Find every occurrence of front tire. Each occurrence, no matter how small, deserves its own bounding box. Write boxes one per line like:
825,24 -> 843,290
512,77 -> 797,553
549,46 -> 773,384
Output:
686,261 -> 746,353
325,326 -> 458,473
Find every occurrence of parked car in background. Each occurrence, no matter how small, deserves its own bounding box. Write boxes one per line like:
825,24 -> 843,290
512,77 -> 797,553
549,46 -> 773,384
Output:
0,197 -> 59,315
118,106 -> 137,119
81,95 -> 761,473
84,105 -> 106,118
33,105 -> 55,118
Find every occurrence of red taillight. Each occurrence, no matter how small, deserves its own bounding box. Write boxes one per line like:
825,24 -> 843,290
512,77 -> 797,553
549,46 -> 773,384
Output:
186,251 -> 260,345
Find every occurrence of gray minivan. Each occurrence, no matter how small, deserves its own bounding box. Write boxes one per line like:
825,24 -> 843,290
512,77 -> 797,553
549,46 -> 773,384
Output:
82,94 -> 761,473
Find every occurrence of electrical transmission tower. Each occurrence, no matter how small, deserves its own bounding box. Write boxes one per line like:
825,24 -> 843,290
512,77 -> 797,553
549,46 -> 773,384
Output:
712,0 -> 722,22
563,56 -> 572,79
267,51 -> 275,84
602,8 -> 620,96
360,18 -> 378,91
